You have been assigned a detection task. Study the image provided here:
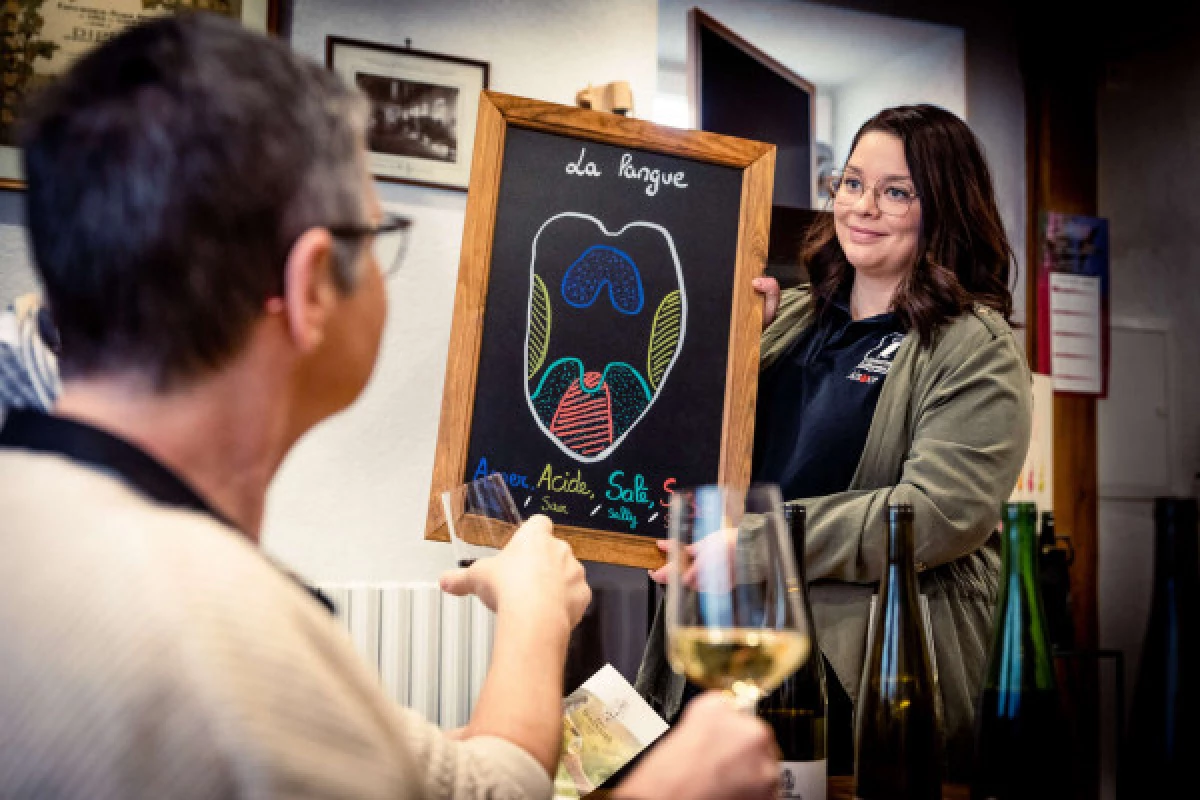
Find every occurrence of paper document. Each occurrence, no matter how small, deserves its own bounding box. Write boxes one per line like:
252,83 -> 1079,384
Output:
554,664 -> 669,799
1049,272 -> 1103,394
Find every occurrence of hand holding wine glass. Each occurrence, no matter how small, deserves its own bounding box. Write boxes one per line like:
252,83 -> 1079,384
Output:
439,473 -> 590,627
614,692 -> 781,800
664,483 -> 812,712
649,527 -> 738,587
439,513 -> 591,628
441,472 -> 522,568
753,276 -> 781,329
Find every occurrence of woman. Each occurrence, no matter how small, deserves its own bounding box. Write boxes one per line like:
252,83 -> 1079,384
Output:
636,104 -> 1032,780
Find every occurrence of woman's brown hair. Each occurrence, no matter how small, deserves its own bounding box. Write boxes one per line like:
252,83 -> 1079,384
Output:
803,105 -> 1015,343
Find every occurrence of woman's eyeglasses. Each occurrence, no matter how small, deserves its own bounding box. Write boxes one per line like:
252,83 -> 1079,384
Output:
828,172 -> 919,217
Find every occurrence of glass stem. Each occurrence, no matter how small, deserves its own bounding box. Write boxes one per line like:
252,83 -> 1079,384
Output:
728,685 -> 760,713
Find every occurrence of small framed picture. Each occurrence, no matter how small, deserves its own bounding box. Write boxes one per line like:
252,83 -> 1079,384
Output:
327,36 -> 489,192
0,0 -> 281,191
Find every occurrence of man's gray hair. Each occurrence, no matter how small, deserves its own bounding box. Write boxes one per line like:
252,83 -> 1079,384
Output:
22,13 -> 371,388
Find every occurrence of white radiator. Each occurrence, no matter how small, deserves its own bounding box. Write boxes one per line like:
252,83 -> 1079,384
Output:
317,582 -> 496,730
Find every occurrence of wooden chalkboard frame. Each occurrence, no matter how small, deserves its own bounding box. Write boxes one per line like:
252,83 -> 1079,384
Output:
424,90 -> 776,569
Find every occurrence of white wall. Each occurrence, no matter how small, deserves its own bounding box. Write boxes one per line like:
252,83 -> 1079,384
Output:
830,31 -> 965,166
288,0 -> 658,118
265,0 -> 658,582
0,0 -> 657,584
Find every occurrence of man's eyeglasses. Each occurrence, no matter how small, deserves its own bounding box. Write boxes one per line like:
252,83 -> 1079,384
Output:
329,212 -> 413,278
828,172 -> 919,218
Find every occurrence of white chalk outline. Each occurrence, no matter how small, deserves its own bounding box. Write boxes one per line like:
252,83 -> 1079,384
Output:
523,212 -> 689,464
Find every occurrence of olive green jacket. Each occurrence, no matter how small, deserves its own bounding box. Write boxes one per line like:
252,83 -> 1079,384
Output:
635,286 -> 1033,775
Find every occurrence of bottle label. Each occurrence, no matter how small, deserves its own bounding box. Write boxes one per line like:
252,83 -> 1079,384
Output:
780,759 -> 827,800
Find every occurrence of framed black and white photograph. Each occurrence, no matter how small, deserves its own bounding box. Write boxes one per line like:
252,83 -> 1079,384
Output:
0,0 -> 280,190
327,36 -> 489,191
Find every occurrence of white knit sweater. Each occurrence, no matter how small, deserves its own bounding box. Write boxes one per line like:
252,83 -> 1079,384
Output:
0,449 -> 551,800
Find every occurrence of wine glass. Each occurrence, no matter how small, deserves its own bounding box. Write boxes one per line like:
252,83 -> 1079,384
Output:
441,473 -> 523,567
664,483 -> 811,712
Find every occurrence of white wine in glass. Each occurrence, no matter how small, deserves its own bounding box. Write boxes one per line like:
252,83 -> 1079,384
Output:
665,484 -> 812,711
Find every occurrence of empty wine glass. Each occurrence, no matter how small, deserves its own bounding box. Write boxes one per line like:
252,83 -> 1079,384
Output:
441,473 -> 522,567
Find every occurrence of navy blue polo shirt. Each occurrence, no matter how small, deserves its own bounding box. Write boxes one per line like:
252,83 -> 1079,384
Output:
752,294 -> 906,499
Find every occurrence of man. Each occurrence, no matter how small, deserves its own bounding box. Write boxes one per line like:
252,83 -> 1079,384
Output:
0,14 -> 779,799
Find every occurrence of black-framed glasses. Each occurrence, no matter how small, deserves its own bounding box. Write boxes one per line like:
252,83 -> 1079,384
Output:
329,211 -> 413,277
828,171 -> 919,217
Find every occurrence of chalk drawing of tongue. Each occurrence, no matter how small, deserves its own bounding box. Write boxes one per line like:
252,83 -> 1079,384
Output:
525,212 -> 686,463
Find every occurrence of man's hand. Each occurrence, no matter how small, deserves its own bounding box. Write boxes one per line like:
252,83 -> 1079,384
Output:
753,276 -> 781,330
615,692 -> 780,800
440,514 -> 591,630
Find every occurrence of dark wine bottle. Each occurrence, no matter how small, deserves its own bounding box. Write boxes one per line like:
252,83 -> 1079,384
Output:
1037,510 -> 1056,553
1036,510 -> 1075,650
971,502 -> 1069,800
1125,497 -> 1200,794
854,503 -> 942,800
759,504 -> 828,800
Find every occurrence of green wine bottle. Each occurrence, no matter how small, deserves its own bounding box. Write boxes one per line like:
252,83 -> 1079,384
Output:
971,502 -> 1069,799
759,504 -> 828,799
854,503 -> 942,800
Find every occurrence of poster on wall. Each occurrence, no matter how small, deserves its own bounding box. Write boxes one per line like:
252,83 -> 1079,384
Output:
1010,373 -> 1054,510
0,0 -> 279,189
1036,212 -> 1110,396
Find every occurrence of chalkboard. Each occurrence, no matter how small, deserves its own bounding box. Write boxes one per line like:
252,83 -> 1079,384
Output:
426,91 -> 775,568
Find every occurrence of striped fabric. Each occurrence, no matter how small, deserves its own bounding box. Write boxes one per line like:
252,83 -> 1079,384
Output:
0,293 -> 60,414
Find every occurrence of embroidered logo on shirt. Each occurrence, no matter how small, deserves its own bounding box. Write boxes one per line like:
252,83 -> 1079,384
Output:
847,333 -> 905,385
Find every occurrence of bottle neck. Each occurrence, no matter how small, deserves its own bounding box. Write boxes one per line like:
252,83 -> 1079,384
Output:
1039,517 -> 1056,553
787,508 -> 808,585
991,503 -> 1057,691
785,506 -> 820,640
883,511 -> 919,596
1152,500 -> 1199,589
1003,507 -> 1042,589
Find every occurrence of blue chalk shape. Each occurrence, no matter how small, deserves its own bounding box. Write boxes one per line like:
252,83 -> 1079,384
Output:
561,245 -> 645,315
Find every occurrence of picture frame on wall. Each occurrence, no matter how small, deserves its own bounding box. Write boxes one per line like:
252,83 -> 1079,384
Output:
0,0 -> 281,191
326,36 -> 489,192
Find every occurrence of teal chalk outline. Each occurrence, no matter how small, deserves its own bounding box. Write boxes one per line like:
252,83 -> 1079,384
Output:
531,357 -> 652,403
